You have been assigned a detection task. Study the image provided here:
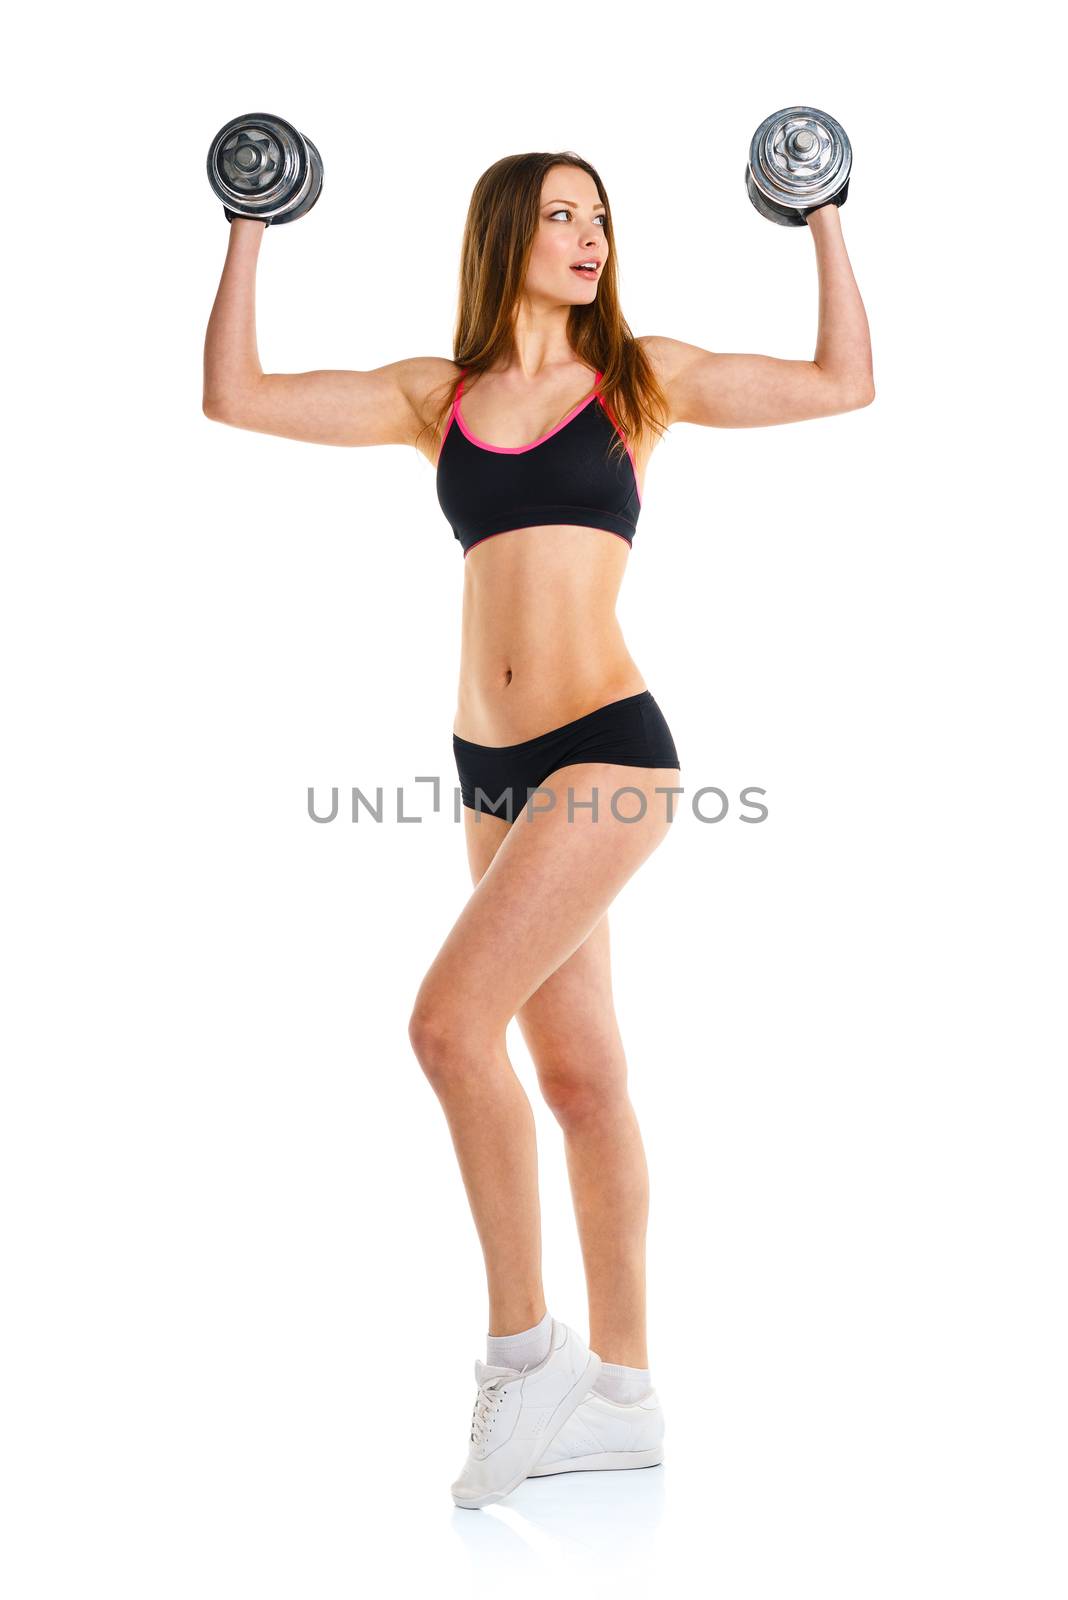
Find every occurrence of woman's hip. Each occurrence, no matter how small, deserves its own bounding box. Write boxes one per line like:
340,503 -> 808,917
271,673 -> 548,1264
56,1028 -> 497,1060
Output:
452,689 -> 681,822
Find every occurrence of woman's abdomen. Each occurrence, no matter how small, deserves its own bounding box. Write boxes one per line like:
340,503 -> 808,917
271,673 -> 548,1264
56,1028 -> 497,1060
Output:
454,606 -> 646,744
453,528 -> 648,745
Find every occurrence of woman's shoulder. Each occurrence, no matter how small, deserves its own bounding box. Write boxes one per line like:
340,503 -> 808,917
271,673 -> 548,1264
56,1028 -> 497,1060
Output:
395,357 -> 463,465
394,355 -> 461,413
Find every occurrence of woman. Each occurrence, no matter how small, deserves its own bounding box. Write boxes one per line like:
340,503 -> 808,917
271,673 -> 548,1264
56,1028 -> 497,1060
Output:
203,149 -> 874,1509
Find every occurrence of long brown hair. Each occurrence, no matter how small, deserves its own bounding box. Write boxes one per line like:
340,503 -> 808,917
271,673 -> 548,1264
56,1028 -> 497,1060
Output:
416,151 -> 669,468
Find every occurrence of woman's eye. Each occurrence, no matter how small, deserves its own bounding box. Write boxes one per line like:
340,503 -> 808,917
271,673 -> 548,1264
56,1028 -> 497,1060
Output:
549,208 -> 606,226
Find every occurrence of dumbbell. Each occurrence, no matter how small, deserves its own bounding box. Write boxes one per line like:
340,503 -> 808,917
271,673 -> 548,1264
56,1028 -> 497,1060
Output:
206,112 -> 323,226
746,106 -> 851,226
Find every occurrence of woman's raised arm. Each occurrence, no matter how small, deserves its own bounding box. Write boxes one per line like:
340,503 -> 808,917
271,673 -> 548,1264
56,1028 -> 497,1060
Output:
202,218 -> 448,448
642,204 -> 875,429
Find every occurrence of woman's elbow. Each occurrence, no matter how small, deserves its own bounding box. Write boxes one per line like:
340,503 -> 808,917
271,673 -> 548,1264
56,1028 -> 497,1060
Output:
203,394 -> 234,423
852,371 -> 876,407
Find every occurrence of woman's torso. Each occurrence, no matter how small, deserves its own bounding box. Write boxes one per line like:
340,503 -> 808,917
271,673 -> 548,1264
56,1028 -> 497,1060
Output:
419,360 -> 665,745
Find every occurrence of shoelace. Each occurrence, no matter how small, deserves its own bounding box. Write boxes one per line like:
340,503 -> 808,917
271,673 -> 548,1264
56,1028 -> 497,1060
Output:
466,1356 -> 534,1446
470,1375 -> 509,1447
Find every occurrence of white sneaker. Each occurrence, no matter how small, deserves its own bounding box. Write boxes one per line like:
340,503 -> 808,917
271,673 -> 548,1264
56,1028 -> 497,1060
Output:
527,1385 -> 665,1474
450,1317 -> 603,1508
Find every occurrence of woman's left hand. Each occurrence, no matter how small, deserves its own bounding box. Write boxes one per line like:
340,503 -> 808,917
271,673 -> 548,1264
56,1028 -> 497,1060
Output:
805,200 -> 841,231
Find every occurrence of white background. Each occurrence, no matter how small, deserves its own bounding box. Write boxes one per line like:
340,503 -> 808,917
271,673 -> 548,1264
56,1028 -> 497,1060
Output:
3,2 -> 1064,1596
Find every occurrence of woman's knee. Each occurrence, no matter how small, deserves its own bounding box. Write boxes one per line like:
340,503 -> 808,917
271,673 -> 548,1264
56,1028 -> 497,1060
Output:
536,1056 -> 629,1128
408,997 -> 456,1076
408,992 -> 498,1085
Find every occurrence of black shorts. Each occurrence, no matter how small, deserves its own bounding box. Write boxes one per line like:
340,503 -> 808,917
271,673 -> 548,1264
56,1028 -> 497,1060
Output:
452,689 -> 680,824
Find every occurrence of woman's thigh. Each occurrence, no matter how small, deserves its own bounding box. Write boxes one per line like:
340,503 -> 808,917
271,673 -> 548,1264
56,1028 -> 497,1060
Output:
460,806 -> 625,1100
413,761 -> 678,1039
514,914 -> 628,1114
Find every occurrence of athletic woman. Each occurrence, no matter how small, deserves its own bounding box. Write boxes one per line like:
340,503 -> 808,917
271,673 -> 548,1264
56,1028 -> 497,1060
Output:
202,149 -> 874,1508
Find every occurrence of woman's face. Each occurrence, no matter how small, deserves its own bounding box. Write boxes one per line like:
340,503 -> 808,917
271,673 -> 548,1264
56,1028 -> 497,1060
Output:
524,165 -> 608,305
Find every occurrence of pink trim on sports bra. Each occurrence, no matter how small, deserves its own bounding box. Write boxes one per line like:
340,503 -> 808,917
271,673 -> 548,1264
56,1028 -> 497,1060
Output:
452,369 -> 603,454
437,366 -> 642,505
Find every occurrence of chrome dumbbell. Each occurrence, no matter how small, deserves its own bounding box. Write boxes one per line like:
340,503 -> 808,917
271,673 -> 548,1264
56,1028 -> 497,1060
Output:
746,106 -> 851,226
207,112 -> 324,226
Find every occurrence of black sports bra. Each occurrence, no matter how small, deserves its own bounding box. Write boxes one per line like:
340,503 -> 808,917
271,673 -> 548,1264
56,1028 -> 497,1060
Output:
435,367 -> 643,557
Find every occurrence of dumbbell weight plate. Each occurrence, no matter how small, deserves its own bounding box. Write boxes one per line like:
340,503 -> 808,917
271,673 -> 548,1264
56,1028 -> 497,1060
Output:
207,112 -> 323,226
746,106 -> 851,227
272,137 -> 323,223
